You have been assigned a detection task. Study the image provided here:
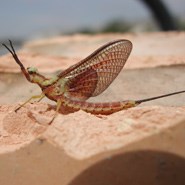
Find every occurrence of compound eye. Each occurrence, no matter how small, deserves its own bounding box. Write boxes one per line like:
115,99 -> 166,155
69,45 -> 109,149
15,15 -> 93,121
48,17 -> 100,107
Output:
27,67 -> 38,74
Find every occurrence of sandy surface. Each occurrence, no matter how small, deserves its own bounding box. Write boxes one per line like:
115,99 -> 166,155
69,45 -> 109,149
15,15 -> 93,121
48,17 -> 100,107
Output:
0,102 -> 185,158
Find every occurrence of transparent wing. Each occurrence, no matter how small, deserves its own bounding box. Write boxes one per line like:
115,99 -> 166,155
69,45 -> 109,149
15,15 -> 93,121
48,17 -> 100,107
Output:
65,68 -> 98,101
59,39 -> 132,101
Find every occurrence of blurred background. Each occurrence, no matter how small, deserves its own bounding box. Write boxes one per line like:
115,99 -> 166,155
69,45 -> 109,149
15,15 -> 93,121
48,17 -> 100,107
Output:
0,0 -> 185,55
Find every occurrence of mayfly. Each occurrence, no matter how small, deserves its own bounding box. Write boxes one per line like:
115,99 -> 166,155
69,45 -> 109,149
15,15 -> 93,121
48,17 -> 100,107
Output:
2,40 -> 185,123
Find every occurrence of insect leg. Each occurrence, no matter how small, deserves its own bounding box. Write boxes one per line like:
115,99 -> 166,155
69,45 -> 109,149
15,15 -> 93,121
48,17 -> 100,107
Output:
48,100 -> 62,125
15,93 -> 45,112
37,94 -> 45,102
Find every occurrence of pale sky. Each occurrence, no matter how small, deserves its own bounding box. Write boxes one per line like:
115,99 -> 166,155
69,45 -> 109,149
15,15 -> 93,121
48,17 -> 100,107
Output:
0,0 -> 184,40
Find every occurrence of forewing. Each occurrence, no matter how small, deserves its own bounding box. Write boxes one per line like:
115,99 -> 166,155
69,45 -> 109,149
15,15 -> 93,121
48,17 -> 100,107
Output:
65,68 -> 98,101
59,39 -> 132,100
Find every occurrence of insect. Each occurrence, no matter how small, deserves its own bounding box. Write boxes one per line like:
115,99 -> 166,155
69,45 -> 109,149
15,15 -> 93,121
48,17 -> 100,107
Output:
2,40 -> 185,124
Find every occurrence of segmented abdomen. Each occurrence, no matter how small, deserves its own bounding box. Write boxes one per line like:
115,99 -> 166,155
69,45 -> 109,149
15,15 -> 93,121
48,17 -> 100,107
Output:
63,97 -> 137,115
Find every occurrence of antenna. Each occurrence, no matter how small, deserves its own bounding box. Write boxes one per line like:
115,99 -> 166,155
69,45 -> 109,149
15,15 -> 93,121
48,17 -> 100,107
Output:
2,40 -> 31,81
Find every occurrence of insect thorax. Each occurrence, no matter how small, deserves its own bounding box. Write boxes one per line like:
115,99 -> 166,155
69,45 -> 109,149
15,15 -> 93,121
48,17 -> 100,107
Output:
42,77 -> 70,101
55,77 -> 69,94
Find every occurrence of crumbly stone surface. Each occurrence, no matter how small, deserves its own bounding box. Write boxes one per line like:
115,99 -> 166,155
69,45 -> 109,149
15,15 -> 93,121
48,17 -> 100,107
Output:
0,32 -> 185,185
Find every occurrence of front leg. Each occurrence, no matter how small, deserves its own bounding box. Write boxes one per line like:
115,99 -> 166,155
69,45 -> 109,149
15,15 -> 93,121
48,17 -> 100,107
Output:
15,93 -> 45,112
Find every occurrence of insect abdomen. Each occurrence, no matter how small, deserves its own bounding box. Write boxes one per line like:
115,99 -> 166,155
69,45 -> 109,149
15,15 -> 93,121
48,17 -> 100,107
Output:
64,98 -> 137,115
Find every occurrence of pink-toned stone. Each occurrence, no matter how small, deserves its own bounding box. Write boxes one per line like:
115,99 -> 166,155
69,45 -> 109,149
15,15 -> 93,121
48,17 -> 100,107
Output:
0,32 -> 185,185
1,32 -> 185,73
0,103 -> 185,185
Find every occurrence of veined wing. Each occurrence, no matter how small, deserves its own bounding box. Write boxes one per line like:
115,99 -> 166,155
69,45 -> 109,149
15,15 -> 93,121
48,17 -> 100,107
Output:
58,39 -> 132,101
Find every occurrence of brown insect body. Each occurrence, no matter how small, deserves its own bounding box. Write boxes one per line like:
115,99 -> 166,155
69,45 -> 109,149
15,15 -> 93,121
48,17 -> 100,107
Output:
2,40 -> 185,123
60,96 -> 137,115
28,40 -> 135,114
27,40 -> 136,114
